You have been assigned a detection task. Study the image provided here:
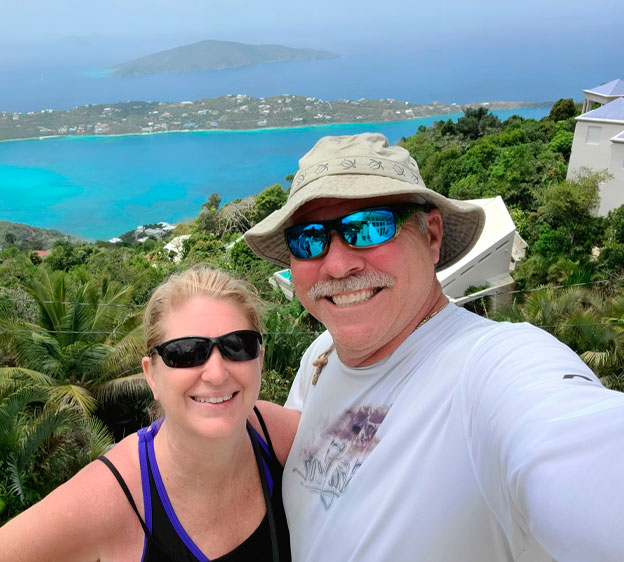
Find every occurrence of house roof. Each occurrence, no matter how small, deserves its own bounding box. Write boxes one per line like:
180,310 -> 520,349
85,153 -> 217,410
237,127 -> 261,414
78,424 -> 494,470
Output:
438,196 -> 516,280
584,78 -> 624,96
578,97 -> 624,122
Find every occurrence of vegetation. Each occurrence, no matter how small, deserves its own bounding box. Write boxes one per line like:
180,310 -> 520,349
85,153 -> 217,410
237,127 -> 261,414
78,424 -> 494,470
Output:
2,100 -> 624,522
0,221 -> 78,251
0,371 -> 113,520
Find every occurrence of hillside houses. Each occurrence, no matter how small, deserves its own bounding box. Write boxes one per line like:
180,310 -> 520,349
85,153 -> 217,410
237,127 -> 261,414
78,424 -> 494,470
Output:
567,79 -> 624,215
0,95 -> 539,142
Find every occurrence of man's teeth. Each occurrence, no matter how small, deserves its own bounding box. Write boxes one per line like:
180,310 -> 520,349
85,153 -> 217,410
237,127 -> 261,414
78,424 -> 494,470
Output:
331,288 -> 376,306
193,393 -> 234,404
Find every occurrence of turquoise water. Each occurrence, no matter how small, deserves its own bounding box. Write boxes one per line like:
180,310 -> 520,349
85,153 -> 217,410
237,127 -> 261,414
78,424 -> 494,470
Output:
0,106 -> 549,240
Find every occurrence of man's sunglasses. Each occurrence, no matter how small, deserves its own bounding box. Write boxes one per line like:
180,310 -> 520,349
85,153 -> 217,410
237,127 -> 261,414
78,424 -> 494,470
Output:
149,330 -> 262,368
284,204 -> 429,261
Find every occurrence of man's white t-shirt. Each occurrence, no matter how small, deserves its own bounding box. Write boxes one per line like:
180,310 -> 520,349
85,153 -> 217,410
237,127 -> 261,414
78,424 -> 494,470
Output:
283,304 -> 624,561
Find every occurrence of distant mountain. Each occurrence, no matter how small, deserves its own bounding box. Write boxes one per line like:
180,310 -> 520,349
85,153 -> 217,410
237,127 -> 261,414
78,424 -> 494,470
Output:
110,40 -> 339,77
0,221 -> 79,250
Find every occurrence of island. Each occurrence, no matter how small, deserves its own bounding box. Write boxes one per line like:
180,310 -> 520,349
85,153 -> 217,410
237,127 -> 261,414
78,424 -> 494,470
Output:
0,95 -> 549,142
110,40 -> 339,77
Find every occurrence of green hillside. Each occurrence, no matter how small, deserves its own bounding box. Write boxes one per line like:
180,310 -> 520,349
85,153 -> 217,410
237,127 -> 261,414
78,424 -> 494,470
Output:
0,220 -> 78,250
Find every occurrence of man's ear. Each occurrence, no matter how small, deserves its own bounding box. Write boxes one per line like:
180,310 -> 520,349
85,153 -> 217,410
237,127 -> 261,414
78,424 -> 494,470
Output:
142,356 -> 159,401
426,209 -> 443,265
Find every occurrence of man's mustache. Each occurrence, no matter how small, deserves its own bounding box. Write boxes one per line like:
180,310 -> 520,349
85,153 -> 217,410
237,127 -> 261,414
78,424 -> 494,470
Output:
308,272 -> 395,301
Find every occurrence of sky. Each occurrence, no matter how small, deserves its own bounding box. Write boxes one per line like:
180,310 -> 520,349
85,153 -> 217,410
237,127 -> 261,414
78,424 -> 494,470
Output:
2,0 -> 623,61
0,0 -> 622,107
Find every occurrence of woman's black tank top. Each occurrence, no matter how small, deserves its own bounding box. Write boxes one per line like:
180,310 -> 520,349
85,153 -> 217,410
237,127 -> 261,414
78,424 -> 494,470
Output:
98,408 -> 290,562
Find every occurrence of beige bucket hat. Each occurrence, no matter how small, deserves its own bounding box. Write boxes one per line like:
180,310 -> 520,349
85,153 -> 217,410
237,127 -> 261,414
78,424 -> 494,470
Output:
244,132 -> 485,270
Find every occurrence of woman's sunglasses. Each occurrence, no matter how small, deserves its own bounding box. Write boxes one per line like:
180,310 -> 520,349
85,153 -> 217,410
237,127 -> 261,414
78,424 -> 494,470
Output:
284,204 -> 429,261
149,330 -> 262,368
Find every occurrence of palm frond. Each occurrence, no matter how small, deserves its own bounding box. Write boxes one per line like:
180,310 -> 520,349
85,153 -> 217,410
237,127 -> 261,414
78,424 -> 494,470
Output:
91,280 -> 135,335
77,416 -> 115,458
48,384 -> 97,415
581,349 -> 612,370
17,408 -> 80,472
100,328 -> 144,379
25,270 -> 68,336
62,286 -> 98,345
0,367 -> 56,388
95,372 -> 150,402
73,343 -> 114,382
0,386 -> 49,428
6,454 -> 27,503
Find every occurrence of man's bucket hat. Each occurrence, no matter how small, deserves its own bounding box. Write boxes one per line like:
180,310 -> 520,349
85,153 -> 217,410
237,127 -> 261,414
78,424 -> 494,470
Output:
244,132 -> 486,270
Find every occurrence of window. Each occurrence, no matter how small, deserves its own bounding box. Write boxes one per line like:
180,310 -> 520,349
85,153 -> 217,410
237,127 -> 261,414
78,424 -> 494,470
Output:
586,126 -> 602,145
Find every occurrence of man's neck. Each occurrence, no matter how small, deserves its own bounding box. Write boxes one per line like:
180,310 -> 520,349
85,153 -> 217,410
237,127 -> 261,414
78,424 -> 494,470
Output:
335,293 -> 450,368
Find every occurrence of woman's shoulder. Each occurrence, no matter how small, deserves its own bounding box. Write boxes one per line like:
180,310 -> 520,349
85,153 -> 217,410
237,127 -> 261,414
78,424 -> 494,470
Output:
250,401 -> 300,466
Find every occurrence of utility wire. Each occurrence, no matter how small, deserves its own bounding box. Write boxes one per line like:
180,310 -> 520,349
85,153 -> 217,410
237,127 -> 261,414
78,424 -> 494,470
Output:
0,297 -> 144,309
1,321 -> 623,338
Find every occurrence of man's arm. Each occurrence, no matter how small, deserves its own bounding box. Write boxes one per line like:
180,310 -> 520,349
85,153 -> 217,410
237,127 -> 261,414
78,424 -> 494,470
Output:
461,322 -> 624,562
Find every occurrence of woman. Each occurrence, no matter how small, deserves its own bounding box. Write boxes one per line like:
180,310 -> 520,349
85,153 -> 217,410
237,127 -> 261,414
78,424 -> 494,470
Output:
0,267 -> 299,561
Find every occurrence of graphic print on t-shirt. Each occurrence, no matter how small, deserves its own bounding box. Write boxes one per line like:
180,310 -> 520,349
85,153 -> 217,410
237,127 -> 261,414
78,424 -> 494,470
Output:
292,405 -> 389,509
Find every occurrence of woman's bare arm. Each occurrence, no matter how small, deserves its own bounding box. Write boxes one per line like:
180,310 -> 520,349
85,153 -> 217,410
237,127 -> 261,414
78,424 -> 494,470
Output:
253,400 -> 301,466
0,440 -> 142,562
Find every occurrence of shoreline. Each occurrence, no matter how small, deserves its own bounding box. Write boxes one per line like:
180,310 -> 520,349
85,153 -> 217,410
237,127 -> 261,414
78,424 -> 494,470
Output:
0,102 -> 551,144
0,104 -> 553,242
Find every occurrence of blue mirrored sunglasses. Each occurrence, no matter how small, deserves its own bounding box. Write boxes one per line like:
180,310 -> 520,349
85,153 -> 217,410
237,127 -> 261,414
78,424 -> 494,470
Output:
284,204 -> 429,260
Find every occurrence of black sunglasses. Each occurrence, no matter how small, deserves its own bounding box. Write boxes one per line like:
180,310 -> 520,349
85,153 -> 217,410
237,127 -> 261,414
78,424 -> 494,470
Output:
149,330 -> 263,368
284,204 -> 430,261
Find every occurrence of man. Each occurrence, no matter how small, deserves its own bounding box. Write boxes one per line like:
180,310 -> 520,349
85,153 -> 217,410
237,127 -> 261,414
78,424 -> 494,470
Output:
245,133 -> 624,561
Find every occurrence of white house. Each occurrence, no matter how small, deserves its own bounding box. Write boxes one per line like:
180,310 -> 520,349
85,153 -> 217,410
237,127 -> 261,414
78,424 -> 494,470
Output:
438,196 -> 522,304
270,196 -> 525,306
567,79 -> 624,216
567,97 -> 624,215
581,78 -> 624,113
163,234 -> 191,263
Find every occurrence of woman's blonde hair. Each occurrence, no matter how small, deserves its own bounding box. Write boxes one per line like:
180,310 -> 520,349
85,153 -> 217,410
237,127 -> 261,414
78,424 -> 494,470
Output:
144,267 -> 264,354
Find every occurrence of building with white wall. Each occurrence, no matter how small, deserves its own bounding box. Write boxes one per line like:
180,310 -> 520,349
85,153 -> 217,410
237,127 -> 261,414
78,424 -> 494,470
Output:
438,196 -> 522,304
581,79 -> 624,113
568,80 -> 624,216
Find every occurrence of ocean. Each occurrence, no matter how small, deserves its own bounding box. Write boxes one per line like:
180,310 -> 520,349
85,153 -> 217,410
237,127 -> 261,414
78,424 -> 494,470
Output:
0,107 -> 550,241
0,53 -> 565,114
0,37 -> 613,240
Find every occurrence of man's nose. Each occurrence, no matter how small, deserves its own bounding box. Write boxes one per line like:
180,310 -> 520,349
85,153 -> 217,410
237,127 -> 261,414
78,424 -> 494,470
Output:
319,230 -> 365,278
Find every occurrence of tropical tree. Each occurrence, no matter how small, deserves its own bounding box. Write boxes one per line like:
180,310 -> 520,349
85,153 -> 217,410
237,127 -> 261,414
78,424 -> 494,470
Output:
251,183 -> 288,224
599,204 -> 624,273
549,98 -> 577,122
577,293 -> 624,391
495,284 -> 624,392
456,106 -> 502,140
530,169 -> 605,257
0,269 -> 148,419
0,370 -> 113,522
